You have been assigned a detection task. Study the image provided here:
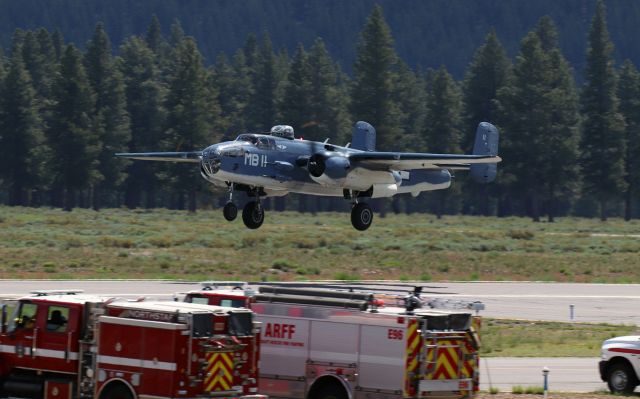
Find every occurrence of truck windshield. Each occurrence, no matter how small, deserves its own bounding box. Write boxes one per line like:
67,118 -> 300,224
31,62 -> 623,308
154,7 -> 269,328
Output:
192,313 -> 214,337
228,312 -> 252,337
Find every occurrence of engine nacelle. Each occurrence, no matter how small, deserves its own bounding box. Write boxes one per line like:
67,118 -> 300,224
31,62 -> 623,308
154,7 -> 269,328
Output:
307,153 -> 351,186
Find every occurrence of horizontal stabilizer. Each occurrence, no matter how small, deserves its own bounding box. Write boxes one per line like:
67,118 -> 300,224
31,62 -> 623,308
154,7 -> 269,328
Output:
115,151 -> 202,163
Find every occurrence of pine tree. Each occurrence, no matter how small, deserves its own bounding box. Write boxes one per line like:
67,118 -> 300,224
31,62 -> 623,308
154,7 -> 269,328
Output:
460,30 -> 511,216
0,45 -> 45,206
21,29 -> 57,100
580,1 -> 626,221
351,5 -> 402,151
47,45 -> 98,211
119,37 -> 166,209
84,22 -> 131,210
164,37 -> 216,212
246,34 -> 279,131
212,53 -> 240,137
307,38 -> 350,144
535,17 -> 580,222
497,32 -> 552,221
462,29 -> 511,151
618,60 -> 640,220
498,18 -> 580,222
51,30 -> 64,61
391,61 -> 425,151
423,66 -> 462,217
145,15 -> 163,54
279,44 -> 313,137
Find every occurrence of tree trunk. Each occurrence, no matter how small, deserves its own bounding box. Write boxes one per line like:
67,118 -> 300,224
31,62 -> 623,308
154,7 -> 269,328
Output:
297,194 -> 307,213
145,185 -> 156,209
529,191 -> 540,222
436,192 -> 445,219
9,185 -> 25,206
188,189 -> 197,212
392,196 -> 401,214
275,196 -> 286,211
600,199 -> 607,221
624,189 -> 632,221
125,183 -> 139,209
63,187 -> 75,212
92,184 -> 101,211
177,192 -> 185,210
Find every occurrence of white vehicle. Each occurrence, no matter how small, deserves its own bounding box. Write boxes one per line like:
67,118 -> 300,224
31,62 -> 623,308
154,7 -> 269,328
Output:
599,335 -> 640,393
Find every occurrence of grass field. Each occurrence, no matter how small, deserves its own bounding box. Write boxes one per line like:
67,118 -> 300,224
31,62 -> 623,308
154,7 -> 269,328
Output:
1,206 -> 640,281
480,319 -> 638,357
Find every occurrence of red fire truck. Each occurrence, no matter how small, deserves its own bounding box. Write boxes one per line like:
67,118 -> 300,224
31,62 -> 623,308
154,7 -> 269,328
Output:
184,284 -> 482,399
0,290 -> 264,399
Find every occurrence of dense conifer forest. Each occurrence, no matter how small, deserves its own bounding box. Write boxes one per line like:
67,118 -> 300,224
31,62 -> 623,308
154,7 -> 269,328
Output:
0,1 -> 639,221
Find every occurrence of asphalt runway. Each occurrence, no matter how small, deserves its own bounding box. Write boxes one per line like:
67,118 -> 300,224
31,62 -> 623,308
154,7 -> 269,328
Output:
480,357 -> 608,393
1,280 -> 637,392
2,280 -> 639,325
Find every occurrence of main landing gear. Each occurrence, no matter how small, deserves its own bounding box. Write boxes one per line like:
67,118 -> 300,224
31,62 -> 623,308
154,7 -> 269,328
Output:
346,190 -> 373,231
351,202 -> 373,231
222,184 -> 265,229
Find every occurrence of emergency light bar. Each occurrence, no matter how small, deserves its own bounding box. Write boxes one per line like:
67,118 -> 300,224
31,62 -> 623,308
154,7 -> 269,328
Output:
29,290 -> 84,296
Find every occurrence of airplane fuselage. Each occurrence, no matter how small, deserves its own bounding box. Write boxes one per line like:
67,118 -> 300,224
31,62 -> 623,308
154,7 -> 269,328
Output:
200,134 -> 451,198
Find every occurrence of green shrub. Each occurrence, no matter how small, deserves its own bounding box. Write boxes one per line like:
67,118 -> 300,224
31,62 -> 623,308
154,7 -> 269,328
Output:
489,387 -> 500,395
43,262 -> 57,273
507,230 -> 535,240
511,386 -> 524,394
524,386 -> 544,395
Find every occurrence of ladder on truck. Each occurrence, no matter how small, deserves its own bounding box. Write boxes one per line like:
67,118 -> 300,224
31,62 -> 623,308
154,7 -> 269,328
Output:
77,302 -> 104,398
251,282 -> 485,315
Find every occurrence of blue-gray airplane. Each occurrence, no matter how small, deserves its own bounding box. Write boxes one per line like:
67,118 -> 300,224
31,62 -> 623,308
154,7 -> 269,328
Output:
116,121 -> 500,231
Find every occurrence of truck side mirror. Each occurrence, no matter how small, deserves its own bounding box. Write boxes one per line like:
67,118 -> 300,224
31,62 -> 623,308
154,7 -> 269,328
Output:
1,304 -> 6,334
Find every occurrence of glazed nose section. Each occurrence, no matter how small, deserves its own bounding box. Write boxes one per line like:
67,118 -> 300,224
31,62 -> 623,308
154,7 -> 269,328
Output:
201,145 -> 221,175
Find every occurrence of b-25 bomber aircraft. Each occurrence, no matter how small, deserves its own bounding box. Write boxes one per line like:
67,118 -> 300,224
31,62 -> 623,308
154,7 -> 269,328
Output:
117,121 -> 500,231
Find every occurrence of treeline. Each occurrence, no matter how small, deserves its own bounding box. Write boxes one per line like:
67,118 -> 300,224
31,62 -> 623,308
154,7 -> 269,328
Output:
0,2 -> 639,221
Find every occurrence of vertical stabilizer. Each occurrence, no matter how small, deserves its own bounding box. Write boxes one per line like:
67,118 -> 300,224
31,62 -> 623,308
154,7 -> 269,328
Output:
351,121 -> 376,152
470,122 -> 499,183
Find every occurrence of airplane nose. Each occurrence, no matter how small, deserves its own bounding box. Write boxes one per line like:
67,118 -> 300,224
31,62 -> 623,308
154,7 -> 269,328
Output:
202,146 -> 221,174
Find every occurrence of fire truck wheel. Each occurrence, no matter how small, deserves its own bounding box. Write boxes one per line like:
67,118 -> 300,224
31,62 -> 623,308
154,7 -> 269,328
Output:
99,383 -> 134,399
312,384 -> 348,399
607,362 -> 639,394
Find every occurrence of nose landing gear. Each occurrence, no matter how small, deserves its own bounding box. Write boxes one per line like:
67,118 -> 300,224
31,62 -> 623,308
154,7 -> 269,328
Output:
223,183 -> 238,221
223,202 -> 238,221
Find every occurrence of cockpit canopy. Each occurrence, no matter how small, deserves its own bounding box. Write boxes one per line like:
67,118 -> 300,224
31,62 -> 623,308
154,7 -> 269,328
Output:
270,125 -> 294,139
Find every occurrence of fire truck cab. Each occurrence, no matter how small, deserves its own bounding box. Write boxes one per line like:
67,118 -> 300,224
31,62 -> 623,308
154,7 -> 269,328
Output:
185,285 -> 482,399
0,291 -> 264,399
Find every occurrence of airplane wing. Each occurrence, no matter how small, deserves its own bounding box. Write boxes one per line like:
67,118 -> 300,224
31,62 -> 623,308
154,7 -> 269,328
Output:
348,152 -> 501,171
115,151 -> 202,163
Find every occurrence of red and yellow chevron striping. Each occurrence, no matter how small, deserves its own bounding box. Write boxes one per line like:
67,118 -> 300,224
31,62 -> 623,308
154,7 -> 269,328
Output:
404,319 -> 421,397
204,352 -> 234,392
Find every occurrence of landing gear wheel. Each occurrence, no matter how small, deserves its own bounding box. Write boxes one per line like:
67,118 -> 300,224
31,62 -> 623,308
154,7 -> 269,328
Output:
607,362 -> 638,394
242,201 -> 265,229
351,202 -> 373,231
223,202 -> 238,221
